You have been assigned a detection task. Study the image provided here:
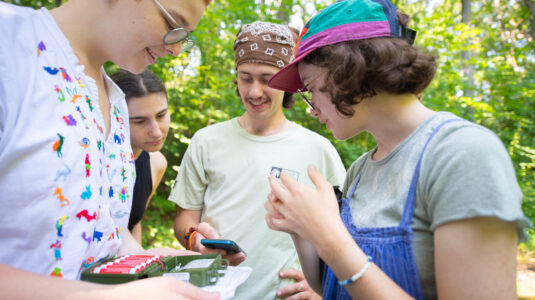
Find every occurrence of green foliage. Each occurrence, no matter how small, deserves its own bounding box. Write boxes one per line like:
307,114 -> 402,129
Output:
7,0 -> 534,248
1,0 -> 64,9
147,0 -> 535,249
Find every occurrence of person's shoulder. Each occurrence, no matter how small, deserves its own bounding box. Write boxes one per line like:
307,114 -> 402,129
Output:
149,151 -> 167,169
192,119 -> 235,139
431,116 -> 507,155
0,2 -> 35,18
1,4 -> 46,55
347,150 -> 371,173
148,151 -> 167,178
291,122 -> 334,145
0,3 -> 40,31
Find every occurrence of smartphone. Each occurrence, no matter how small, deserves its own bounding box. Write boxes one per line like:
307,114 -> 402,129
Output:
201,239 -> 245,255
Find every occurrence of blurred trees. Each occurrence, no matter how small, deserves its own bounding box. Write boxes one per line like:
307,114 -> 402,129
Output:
4,0 -> 534,248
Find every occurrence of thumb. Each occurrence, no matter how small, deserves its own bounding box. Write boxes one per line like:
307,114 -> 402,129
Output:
197,222 -> 220,239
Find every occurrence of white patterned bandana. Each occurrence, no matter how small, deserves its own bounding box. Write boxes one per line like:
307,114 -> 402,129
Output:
233,21 -> 298,69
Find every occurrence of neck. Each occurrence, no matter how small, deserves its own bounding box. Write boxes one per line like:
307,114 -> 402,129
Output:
133,147 -> 143,160
365,93 -> 435,160
50,1 -> 108,78
238,112 -> 290,136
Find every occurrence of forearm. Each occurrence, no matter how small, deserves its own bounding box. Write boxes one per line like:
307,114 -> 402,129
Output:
291,234 -> 322,293
174,208 -> 202,248
0,263 -> 111,300
312,220 -> 411,300
117,228 -> 145,256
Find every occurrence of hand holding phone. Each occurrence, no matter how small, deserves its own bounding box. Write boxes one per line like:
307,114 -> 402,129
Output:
201,239 -> 246,255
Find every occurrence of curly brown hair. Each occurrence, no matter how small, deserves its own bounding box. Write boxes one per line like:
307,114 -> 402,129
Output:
302,33 -> 437,117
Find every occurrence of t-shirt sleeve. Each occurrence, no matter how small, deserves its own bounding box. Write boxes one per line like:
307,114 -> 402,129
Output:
168,134 -> 208,210
321,141 -> 347,188
419,125 -> 532,241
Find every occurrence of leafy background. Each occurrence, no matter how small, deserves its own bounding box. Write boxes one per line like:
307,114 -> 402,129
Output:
4,0 -> 534,251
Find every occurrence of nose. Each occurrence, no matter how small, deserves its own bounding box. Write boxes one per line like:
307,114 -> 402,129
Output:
148,120 -> 163,139
310,106 -> 320,117
248,80 -> 264,98
164,43 -> 183,57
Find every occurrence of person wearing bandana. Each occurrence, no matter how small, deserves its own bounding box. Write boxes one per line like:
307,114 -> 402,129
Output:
169,21 -> 346,299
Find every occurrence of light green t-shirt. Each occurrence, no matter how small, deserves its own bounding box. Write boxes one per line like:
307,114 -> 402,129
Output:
344,111 -> 532,299
169,118 -> 346,300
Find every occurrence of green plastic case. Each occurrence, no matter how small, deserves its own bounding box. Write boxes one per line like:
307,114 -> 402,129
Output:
81,254 -> 228,287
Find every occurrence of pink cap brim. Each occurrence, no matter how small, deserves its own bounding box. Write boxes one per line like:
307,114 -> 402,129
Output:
267,48 -> 315,93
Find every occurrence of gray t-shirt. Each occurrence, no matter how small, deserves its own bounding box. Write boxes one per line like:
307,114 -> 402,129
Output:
344,112 -> 531,299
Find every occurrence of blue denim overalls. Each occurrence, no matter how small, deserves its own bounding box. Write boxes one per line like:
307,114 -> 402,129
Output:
322,119 -> 461,299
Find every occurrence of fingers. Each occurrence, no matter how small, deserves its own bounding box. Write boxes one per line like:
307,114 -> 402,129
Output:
197,222 -> 219,239
224,252 -> 246,266
170,278 -> 220,299
307,164 -> 330,191
264,197 -> 284,219
279,268 -> 305,281
275,281 -> 309,299
123,277 -> 220,300
268,174 -> 290,203
278,171 -> 299,193
268,215 -> 294,234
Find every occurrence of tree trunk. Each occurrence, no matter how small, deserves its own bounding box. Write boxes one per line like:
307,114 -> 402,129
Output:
276,0 -> 293,25
461,0 -> 474,98
524,0 -> 535,40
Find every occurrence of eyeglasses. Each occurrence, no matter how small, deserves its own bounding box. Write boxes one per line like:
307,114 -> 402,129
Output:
152,0 -> 195,52
297,89 -> 316,111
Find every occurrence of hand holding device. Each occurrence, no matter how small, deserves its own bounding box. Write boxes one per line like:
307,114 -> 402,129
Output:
201,239 -> 246,256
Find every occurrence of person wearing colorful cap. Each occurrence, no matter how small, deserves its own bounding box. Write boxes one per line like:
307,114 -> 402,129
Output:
169,21 -> 346,299
265,0 -> 531,299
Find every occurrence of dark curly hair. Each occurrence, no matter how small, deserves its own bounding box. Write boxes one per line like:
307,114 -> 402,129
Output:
302,13 -> 437,117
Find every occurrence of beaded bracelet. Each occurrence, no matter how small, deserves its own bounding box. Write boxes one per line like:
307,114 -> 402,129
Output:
338,256 -> 373,286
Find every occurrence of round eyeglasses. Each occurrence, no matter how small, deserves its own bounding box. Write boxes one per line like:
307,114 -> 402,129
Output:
297,89 -> 316,111
163,28 -> 195,52
153,0 -> 195,53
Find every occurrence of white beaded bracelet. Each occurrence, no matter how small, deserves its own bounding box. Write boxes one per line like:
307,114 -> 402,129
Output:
338,255 -> 373,286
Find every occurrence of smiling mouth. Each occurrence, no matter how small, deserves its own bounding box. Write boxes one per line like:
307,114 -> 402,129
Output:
248,99 -> 268,106
146,47 -> 158,60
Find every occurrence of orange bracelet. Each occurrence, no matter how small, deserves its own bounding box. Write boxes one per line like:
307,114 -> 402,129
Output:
187,230 -> 197,250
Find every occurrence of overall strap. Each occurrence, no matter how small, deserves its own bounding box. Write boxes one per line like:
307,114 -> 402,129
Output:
346,172 -> 362,200
399,119 -> 463,227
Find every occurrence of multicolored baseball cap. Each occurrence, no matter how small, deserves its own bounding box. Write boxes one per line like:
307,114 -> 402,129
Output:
268,0 -> 416,93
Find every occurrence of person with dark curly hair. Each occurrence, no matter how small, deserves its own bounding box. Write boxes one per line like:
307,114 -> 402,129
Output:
265,0 -> 531,299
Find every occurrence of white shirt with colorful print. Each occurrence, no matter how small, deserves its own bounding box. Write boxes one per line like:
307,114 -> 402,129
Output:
0,3 -> 136,280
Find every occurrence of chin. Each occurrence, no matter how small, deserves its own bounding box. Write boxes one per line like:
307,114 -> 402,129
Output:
116,59 -> 147,75
145,144 -> 163,153
332,130 -> 353,141
123,65 -> 146,75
